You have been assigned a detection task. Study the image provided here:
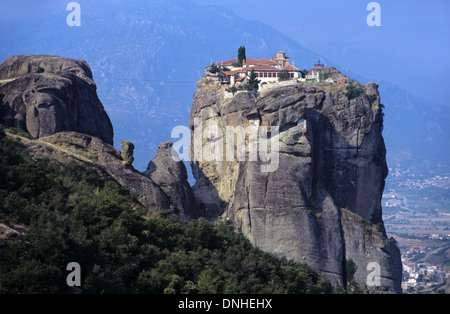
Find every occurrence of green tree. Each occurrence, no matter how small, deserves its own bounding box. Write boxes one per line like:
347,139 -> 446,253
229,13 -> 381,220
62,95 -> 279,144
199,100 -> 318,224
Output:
246,69 -> 260,91
0,131 -> 331,294
238,45 -> 246,67
279,70 -> 290,81
345,258 -> 357,285
209,63 -> 220,74
345,83 -> 363,100
319,72 -> 329,81
227,86 -> 238,95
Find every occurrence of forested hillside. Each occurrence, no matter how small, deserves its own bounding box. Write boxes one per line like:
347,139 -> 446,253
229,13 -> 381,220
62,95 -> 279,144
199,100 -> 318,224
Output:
0,126 -> 331,294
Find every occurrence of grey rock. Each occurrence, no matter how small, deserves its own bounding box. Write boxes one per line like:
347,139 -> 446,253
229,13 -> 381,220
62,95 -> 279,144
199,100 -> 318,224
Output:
143,141 -> 198,220
0,55 -> 114,144
40,131 -> 170,212
189,75 -> 402,293
120,140 -> 135,166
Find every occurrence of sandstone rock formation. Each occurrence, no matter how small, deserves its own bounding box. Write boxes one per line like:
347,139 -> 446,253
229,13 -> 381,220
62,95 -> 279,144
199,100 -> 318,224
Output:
0,55 -> 113,144
143,141 -> 198,220
120,139 -> 135,166
38,131 -> 170,213
189,76 -> 402,293
0,55 -> 196,219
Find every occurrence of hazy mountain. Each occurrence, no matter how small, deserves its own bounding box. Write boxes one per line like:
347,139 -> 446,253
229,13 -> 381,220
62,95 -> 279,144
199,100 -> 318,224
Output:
378,80 -> 450,168
1,0 -> 448,174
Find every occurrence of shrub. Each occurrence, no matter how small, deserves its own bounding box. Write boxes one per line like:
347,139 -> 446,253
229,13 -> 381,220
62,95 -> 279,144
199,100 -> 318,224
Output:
279,70 -> 290,81
0,135 -> 329,294
345,83 -> 363,100
246,69 -> 260,91
209,64 -> 220,74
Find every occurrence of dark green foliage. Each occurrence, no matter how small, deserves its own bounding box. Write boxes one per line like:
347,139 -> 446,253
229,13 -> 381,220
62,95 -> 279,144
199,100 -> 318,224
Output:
345,258 -> 357,284
227,86 -> 238,95
0,131 -> 329,294
246,69 -> 260,91
209,63 -> 220,74
35,66 -> 45,74
237,45 -> 246,67
4,126 -> 34,139
319,72 -> 329,81
345,83 -> 363,100
279,70 -> 290,81
342,258 -> 362,293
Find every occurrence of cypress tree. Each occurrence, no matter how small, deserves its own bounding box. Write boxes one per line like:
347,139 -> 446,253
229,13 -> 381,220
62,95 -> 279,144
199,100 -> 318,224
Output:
238,46 -> 246,66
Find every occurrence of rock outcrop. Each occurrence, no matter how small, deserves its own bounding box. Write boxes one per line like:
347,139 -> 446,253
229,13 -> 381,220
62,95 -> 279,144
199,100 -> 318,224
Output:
0,55 -> 196,220
143,142 -> 198,220
0,55 -> 114,144
37,131 -> 170,213
189,76 -> 402,293
120,140 -> 135,166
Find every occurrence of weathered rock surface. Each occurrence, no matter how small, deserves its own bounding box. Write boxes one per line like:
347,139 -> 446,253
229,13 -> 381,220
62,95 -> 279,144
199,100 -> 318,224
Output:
120,140 -> 135,166
38,131 -> 170,213
1,56 -> 195,220
189,76 -> 402,293
143,141 -> 198,220
0,222 -> 26,247
0,55 -> 113,144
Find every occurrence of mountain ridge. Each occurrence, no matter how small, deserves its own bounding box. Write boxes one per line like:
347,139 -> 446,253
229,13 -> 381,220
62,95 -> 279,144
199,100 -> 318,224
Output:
2,0 -> 447,174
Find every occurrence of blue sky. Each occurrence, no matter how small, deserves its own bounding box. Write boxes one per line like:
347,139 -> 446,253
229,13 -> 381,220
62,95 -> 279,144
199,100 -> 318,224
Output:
191,0 -> 450,105
1,0 -> 449,104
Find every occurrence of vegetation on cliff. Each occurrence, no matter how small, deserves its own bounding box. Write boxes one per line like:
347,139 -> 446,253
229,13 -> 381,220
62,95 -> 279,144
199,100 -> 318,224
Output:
0,126 -> 330,294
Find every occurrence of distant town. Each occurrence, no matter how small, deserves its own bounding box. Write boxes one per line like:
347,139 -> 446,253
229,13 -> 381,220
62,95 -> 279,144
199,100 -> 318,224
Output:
382,163 -> 450,293
401,247 -> 450,293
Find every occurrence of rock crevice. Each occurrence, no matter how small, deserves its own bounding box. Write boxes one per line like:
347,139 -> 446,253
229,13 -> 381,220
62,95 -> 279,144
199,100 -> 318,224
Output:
189,76 -> 402,293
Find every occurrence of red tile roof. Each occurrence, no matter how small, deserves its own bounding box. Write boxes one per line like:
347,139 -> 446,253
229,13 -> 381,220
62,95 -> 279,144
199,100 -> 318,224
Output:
220,58 -> 239,66
252,58 -> 278,65
281,64 -> 300,71
222,69 -> 242,76
218,54 -> 299,78
246,65 -> 278,71
221,57 -> 278,67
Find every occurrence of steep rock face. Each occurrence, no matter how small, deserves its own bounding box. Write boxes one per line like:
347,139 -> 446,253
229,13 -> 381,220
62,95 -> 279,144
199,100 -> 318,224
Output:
189,78 -> 402,293
39,131 -> 170,212
143,141 -> 198,220
120,139 -> 135,166
1,56 -> 195,220
0,55 -> 113,144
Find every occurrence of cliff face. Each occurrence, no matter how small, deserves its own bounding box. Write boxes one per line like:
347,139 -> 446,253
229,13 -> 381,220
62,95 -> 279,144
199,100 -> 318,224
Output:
0,55 -> 196,220
20,131 -> 170,213
143,141 -> 198,220
189,78 -> 402,293
0,55 -> 113,144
